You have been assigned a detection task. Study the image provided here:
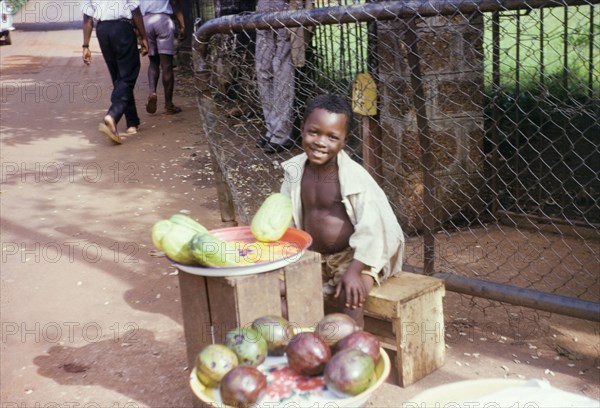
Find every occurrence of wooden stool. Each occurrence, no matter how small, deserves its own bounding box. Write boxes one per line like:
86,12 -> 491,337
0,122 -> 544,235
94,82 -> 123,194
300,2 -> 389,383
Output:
363,272 -> 446,387
177,251 -> 324,368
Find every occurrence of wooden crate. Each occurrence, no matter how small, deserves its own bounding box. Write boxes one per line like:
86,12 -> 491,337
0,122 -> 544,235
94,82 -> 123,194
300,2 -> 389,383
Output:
177,251 -> 324,368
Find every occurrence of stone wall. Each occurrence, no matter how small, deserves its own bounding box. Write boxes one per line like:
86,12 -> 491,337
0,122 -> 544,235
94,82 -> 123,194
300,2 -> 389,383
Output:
376,14 -> 486,233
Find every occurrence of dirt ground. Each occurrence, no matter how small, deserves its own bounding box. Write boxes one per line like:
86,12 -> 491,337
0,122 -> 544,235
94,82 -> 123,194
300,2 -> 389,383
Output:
1,10 -> 599,408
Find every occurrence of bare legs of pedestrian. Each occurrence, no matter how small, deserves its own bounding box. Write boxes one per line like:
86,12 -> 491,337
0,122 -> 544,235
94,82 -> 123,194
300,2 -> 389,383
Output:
146,54 -> 181,115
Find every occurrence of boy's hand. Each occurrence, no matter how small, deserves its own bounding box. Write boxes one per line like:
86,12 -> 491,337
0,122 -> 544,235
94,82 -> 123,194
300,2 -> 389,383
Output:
335,265 -> 367,309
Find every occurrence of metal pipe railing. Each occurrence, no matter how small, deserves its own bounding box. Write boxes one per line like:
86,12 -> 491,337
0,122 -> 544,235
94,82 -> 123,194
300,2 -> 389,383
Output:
192,0 -> 593,70
435,272 -> 600,322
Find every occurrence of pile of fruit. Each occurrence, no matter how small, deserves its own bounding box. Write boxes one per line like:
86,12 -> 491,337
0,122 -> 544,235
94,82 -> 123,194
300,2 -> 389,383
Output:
194,313 -> 382,407
151,193 -> 292,267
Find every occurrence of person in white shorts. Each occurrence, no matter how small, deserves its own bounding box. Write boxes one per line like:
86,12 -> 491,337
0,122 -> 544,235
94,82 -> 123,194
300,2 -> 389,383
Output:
140,0 -> 184,115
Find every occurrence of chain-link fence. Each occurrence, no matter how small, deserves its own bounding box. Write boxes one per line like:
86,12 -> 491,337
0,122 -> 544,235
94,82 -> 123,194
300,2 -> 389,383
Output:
190,0 -> 599,332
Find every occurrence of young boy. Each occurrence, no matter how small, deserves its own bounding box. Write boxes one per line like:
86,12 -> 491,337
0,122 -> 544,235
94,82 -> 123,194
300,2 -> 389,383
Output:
281,94 -> 405,327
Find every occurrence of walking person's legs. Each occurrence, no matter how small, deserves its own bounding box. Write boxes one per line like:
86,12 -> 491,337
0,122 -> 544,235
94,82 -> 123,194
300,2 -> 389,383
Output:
110,23 -> 141,133
96,21 -> 140,135
146,54 -> 159,113
144,13 -> 180,115
159,54 -> 180,114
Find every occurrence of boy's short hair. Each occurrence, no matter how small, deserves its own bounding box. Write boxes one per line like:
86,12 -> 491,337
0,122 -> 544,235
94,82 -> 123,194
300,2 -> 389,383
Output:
303,94 -> 354,134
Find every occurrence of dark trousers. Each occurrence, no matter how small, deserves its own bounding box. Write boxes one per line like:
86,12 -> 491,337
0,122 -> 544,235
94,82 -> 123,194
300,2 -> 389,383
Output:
96,20 -> 140,128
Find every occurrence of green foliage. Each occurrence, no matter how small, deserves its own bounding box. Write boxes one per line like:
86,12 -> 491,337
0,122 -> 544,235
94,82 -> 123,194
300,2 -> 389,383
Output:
483,6 -> 599,95
311,21 -> 368,83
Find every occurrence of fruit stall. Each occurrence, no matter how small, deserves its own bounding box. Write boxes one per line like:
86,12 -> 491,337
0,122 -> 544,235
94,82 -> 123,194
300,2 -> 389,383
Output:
151,194 -> 394,406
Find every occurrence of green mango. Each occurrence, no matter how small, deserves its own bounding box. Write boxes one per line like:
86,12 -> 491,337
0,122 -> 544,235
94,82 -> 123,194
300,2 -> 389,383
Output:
196,344 -> 239,388
225,327 -> 268,367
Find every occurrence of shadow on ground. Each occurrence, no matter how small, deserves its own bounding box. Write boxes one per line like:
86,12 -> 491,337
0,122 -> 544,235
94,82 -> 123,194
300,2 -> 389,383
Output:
33,329 -> 197,406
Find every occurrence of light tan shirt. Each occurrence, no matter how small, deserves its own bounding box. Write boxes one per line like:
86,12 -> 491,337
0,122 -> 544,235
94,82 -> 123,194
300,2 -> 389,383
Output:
281,150 -> 405,281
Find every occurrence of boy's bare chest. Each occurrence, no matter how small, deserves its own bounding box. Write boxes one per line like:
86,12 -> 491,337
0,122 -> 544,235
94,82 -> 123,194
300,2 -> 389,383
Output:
301,171 -> 343,210
300,169 -> 353,253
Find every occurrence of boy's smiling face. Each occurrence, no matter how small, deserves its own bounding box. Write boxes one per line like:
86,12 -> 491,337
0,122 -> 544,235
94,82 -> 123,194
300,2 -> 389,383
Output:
301,108 -> 348,167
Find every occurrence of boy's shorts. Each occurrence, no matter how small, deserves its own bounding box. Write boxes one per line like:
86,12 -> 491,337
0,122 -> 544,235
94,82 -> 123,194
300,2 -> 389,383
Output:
144,13 -> 176,56
321,247 -> 380,296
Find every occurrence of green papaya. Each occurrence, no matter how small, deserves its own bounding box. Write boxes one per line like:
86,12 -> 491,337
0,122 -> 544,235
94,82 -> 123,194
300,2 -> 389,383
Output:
151,218 -> 200,264
189,232 -> 239,267
159,223 -> 198,264
250,193 -> 293,242
169,214 -> 208,234
152,219 -> 173,251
